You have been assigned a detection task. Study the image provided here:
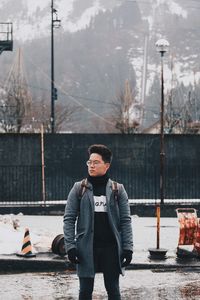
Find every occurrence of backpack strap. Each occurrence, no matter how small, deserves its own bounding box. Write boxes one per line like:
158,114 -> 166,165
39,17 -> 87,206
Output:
78,178 -> 88,200
78,179 -> 119,204
112,181 -> 119,202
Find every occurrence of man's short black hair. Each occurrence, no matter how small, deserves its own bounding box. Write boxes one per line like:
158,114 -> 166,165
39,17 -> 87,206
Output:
88,144 -> 112,163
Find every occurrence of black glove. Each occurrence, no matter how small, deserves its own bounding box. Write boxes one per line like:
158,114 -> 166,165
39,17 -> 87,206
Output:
67,248 -> 80,264
121,250 -> 132,267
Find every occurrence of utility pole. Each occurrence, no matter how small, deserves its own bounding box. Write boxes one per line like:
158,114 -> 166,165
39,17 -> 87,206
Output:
140,35 -> 148,126
51,0 -> 54,133
155,39 -> 169,205
148,39 -> 169,260
50,0 -> 61,133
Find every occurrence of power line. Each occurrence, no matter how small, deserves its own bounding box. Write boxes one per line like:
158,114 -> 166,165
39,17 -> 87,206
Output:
23,51 -> 116,128
0,79 -> 114,106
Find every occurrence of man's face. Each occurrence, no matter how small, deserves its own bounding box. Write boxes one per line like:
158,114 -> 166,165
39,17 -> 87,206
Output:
87,153 -> 110,177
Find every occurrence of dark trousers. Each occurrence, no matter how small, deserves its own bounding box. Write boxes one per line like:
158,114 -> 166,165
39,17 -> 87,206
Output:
79,245 -> 121,300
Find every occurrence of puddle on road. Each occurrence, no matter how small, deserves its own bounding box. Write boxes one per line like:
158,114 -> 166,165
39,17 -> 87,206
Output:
1,270 -> 200,299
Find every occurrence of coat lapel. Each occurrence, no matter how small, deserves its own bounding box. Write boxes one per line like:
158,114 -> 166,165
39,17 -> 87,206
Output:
86,181 -> 94,211
106,179 -> 113,205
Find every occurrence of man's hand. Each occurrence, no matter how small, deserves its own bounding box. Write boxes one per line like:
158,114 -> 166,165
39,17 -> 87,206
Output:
121,250 -> 132,267
67,248 -> 80,264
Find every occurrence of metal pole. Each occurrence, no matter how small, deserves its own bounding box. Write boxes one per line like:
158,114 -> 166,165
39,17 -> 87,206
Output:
51,0 -> 55,133
160,51 -> 165,204
156,204 -> 160,249
156,52 -> 164,249
41,124 -> 46,206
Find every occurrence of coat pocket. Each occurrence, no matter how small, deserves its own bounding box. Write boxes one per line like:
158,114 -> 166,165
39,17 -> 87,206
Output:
75,231 -> 85,240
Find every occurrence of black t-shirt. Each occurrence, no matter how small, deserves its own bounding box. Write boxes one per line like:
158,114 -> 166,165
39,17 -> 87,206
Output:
87,174 -> 116,247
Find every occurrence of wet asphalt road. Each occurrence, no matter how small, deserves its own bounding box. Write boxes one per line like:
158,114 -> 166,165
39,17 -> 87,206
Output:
1,269 -> 200,299
1,216 -> 199,299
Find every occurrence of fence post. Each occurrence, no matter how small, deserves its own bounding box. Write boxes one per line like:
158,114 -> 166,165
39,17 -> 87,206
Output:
41,124 -> 46,206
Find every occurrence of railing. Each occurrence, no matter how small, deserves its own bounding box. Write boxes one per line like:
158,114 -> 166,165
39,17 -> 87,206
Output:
0,22 -> 13,53
0,165 -> 42,203
0,164 -> 200,206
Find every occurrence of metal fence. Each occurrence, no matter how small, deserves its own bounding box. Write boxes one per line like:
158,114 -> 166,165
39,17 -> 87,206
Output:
0,134 -> 200,205
0,165 -> 42,202
0,164 -> 200,205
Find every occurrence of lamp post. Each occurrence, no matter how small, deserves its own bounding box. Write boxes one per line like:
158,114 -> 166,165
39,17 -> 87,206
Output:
155,38 -> 169,205
148,38 -> 169,259
51,0 -> 61,133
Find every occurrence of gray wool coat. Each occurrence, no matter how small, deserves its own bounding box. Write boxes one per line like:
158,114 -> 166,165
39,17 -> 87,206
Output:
63,179 -> 133,278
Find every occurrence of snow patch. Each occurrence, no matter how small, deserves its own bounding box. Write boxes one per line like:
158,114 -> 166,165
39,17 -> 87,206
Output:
140,0 -> 187,33
63,1 -> 105,33
130,54 -> 145,100
9,0 -> 105,40
0,0 -> 7,9
22,0 -> 48,15
16,18 -> 50,42
173,61 -> 200,86
0,214 -> 59,255
168,0 -> 187,18
115,46 -> 122,50
58,0 -> 75,20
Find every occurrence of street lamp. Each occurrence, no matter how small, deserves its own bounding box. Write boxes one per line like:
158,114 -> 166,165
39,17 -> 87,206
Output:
155,38 -> 169,205
51,0 -> 61,133
148,38 -> 169,259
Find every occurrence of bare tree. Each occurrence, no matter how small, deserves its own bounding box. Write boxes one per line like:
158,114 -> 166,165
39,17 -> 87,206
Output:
0,46 -> 79,133
164,55 -> 200,134
165,86 -> 200,134
111,80 -> 140,133
0,83 -> 31,133
29,93 -> 80,133
0,48 -> 32,133
54,103 -> 79,132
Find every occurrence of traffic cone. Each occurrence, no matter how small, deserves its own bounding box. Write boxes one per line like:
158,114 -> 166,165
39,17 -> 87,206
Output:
16,228 -> 36,258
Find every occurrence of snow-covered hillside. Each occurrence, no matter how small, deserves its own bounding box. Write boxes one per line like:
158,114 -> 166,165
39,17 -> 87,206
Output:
0,0 -> 191,41
0,0 -> 116,41
0,0 -> 200,132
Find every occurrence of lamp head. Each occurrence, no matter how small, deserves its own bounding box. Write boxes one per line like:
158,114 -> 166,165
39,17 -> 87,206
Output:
155,39 -> 169,54
53,18 -> 61,28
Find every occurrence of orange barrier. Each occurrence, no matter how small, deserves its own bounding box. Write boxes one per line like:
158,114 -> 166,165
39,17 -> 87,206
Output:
176,208 -> 198,246
194,219 -> 200,254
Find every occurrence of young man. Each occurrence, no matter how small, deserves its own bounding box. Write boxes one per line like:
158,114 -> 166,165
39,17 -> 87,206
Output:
63,144 -> 133,300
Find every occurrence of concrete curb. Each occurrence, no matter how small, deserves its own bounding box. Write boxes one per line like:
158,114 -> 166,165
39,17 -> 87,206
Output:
1,253 -> 200,273
0,254 -> 68,273
1,202 -> 200,217
127,263 -> 200,271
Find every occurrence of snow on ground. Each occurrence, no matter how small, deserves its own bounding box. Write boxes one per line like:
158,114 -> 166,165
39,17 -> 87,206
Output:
0,213 -> 188,258
0,214 -> 62,255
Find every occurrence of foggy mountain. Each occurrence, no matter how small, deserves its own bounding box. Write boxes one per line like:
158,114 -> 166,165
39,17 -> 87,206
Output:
0,0 -> 200,132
